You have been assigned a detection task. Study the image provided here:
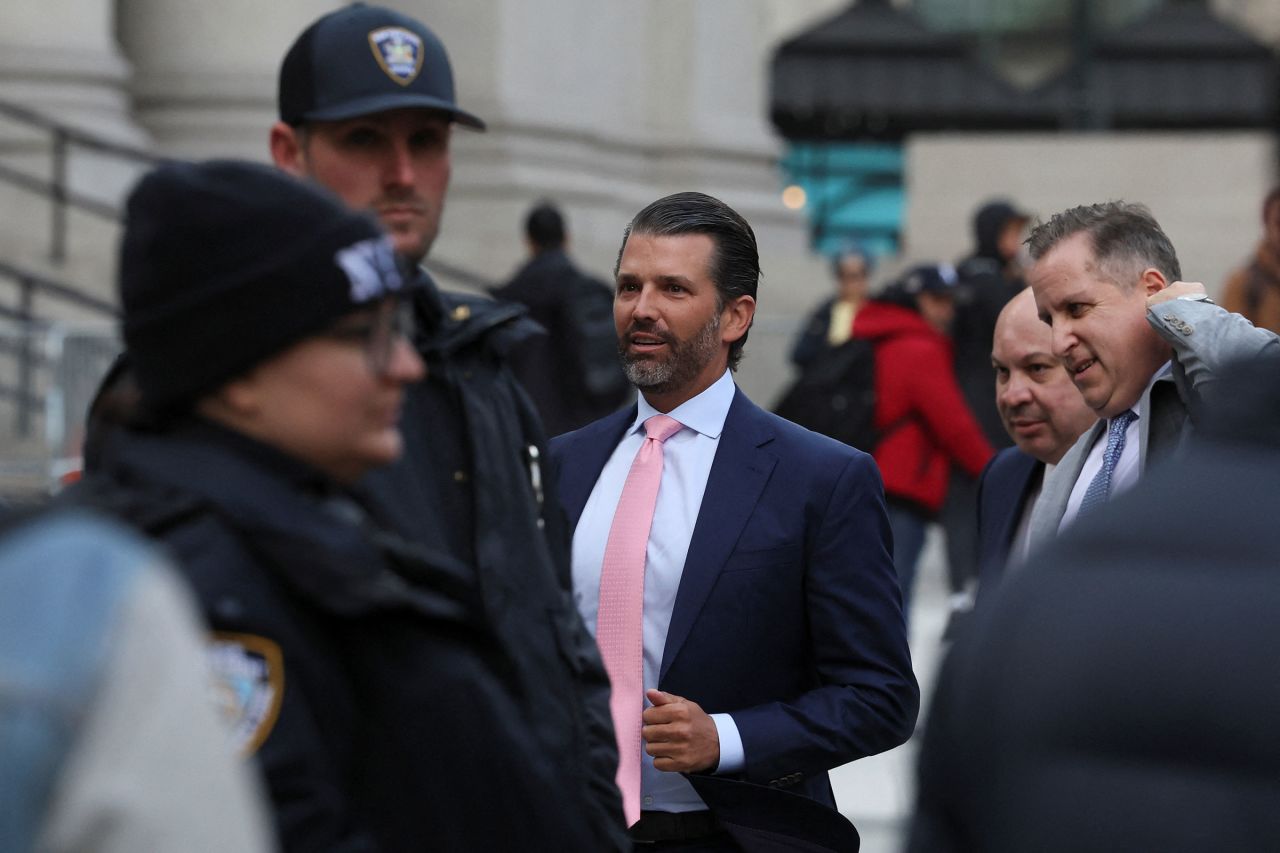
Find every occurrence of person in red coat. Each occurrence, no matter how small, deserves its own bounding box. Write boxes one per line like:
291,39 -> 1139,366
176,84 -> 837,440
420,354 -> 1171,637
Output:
852,263 -> 994,616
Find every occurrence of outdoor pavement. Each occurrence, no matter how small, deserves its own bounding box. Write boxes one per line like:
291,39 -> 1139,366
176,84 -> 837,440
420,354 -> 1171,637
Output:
831,526 -> 954,853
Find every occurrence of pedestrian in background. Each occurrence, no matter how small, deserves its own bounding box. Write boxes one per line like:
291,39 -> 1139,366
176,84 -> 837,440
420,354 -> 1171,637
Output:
493,200 -> 631,436
789,244 -> 875,371
1221,185 -> 1280,332
851,263 -> 993,617
941,199 -> 1032,628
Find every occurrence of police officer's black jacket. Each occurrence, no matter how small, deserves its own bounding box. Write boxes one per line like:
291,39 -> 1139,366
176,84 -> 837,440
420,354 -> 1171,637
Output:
70,420 -> 596,852
360,272 -> 627,850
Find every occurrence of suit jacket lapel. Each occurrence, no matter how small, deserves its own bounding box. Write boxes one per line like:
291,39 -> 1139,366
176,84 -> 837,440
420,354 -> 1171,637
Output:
1026,420 -> 1101,553
558,406 -> 637,529
660,390 -> 777,682
1141,375 -> 1189,470
994,454 -> 1042,566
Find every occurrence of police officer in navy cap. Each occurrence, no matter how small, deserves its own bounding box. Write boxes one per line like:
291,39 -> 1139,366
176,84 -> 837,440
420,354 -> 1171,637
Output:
269,6 -> 627,850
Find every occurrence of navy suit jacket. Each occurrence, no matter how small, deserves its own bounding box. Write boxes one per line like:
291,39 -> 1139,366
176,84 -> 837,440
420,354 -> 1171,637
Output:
975,447 -> 1042,598
550,387 -> 918,830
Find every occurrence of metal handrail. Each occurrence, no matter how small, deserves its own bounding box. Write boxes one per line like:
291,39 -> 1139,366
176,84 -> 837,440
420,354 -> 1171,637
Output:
0,97 -> 159,264
0,98 -> 500,449
0,160 -> 126,222
0,260 -> 118,318
0,100 -> 157,164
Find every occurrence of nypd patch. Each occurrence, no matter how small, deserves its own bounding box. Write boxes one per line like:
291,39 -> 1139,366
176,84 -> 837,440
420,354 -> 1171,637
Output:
336,236 -> 403,303
368,26 -> 424,86
207,633 -> 284,757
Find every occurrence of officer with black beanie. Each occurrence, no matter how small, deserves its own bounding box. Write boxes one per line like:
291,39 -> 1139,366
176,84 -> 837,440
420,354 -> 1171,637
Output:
69,159 -> 595,851
119,159 -> 407,416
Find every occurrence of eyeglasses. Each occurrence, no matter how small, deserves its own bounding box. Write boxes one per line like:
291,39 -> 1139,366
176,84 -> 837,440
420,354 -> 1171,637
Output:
321,298 -> 415,376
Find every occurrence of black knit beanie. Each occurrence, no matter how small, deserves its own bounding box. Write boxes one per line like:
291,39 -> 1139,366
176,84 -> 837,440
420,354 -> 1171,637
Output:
119,159 -> 406,412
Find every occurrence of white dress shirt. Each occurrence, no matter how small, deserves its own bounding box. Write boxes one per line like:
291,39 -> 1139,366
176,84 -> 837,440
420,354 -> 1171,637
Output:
1061,362 -> 1171,532
571,369 -> 742,813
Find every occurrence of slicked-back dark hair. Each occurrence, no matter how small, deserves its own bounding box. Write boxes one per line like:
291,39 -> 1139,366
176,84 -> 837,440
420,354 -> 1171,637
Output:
615,191 -> 759,370
1026,201 -> 1181,288
525,201 -> 566,250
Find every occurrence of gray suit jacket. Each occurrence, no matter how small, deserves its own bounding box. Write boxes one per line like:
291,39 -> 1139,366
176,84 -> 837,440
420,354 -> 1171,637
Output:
1025,299 -> 1278,552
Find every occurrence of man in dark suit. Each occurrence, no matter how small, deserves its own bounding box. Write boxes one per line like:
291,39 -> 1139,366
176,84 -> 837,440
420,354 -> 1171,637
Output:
493,201 -> 630,436
550,191 -> 917,851
909,356 -> 1280,852
975,288 -> 1095,596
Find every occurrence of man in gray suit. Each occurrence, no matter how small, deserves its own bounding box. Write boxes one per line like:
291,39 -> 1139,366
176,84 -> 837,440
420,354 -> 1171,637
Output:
1023,201 -> 1277,550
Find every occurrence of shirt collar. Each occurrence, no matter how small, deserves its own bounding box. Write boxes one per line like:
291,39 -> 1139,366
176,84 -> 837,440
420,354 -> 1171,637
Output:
632,370 -> 735,439
1119,361 -> 1173,422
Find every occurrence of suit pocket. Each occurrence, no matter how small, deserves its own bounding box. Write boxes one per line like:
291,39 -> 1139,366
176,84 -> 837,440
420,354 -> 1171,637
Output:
722,542 -> 801,573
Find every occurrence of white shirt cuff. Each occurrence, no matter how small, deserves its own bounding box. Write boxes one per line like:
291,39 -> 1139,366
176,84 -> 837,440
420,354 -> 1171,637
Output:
710,713 -> 744,774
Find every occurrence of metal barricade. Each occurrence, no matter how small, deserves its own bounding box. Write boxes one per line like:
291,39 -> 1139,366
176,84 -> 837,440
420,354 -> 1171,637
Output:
0,320 -> 119,500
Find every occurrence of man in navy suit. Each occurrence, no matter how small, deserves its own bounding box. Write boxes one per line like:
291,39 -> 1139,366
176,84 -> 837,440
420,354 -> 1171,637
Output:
976,288 -> 1096,596
550,192 -> 917,851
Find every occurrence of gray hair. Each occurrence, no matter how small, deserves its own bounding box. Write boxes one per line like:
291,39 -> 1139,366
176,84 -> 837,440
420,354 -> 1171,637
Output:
1026,201 -> 1181,288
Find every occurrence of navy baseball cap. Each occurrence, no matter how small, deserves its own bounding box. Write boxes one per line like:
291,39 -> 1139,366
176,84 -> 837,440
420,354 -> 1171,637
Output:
278,3 -> 485,130
900,262 -> 960,296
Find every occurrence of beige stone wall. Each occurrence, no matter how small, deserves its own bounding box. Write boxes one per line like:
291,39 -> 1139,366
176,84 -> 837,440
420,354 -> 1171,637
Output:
904,132 -> 1277,298
1217,0 -> 1280,46
1,0 -> 1278,410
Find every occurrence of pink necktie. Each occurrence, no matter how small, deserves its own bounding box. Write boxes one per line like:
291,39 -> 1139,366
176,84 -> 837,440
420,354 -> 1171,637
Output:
597,413 -> 684,827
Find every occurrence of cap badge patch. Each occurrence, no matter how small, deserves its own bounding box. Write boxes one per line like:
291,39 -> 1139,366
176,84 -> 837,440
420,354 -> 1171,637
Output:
369,27 -> 424,86
207,632 -> 284,757
337,236 -> 404,303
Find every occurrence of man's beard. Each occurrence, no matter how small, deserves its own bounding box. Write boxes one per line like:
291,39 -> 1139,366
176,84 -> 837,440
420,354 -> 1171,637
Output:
619,312 -> 721,395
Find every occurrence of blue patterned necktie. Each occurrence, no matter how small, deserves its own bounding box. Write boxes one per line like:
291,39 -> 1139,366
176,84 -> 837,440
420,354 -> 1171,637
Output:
1079,410 -> 1138,516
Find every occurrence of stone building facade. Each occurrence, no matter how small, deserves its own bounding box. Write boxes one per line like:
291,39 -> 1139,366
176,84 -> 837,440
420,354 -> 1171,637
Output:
0,0 -> 1277,411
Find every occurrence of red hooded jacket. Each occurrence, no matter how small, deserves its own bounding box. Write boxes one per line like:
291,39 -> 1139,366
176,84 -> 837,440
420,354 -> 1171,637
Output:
852,301 -> 993,514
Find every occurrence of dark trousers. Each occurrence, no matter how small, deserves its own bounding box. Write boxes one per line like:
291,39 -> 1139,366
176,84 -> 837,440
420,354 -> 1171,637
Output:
630,811 -> 742,851
940,469 -> 979,595
886,500 -> 929,620
632,834 -> 741,852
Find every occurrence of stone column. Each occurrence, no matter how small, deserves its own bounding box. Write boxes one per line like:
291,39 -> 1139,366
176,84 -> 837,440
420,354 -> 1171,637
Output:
417,0 -> 821,404
117,0 -> 336,160
0,0 -> 148,141
0,0 -> 152,294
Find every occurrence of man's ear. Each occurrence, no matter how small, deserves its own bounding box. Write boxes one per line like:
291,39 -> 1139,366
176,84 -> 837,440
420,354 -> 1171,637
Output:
1138,267 -> 1168,297
269,121 -> 306,176
721,295 -> 756,344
